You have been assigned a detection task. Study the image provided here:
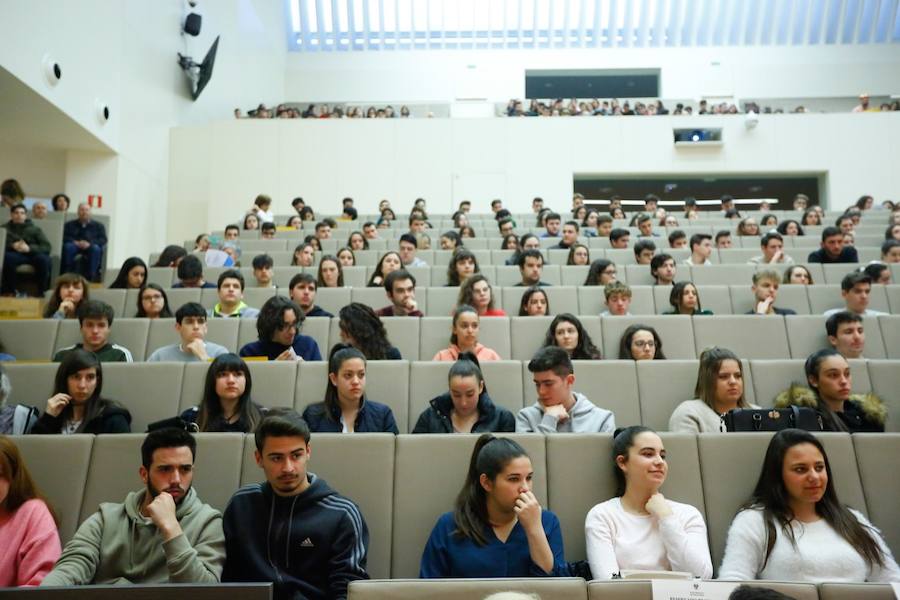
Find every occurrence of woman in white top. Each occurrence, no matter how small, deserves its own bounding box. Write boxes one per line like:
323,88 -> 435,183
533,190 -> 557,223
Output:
584,426 -> 713,579
669,347 -> 757,433
719,429 -> 900,582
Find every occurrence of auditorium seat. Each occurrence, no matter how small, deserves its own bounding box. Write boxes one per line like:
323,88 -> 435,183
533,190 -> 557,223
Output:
351,287 -> 395,312
717,249 -> 760,264
179,362 -> 208,412
501,286 -> 579,316
423,286 -> 461,317
636,360 -> 700,431
0,319 -> 58,360
561,265 -> 590,286
4,363 -> 57,407
581,285 -> 655,316
88,289 -> 127,317
822,263 -> 863,284
817,583 -> 896,600
807,285 -> 846,314
56,318 -> 151,362
749,358 -> 871,410
852,434 -> 900,557
312,287 -> 351,316
599,315 -> 696,360
242,287 -> 278,309
349,578 -> 588,600
689,264 -> 755,286
879,316 -> 900,358
495,265 -> 561,287
866,360 -> 900,432
342,266 -> 370,288
376,316 -> 418,361
623,264 -> 654,286
145,317 -> 240,356
508,316 -> 553,360
391,434 -> 546,578
162,288 -> 203,314
102,362 -> 184,431
239,433 -> 395,579
730,284 -> 811,315
146,267 -> 175,287
886,284 -> 900,313
587,581 -> 818,600
692,315 -> 789,359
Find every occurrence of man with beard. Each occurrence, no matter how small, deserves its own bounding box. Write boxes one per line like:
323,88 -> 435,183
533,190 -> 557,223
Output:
41,428 -> 225,585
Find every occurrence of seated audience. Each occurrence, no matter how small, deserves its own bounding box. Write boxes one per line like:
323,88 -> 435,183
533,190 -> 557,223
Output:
863,263 -> 891,285
585,426 -> 712,580
808,226 -> 859,263
737,217 -> 760,237
30,201 -> 48,220
367,251 -> 402,288
748,270 -> 797,315
826,311 -> 865,359
748,232 -> 794,265
440,230 -> 462,251
668,230 -> 688,249
42,428 -> 224,585
301,344 -> 398,433
516,347 -> 615,433
61,203 -> 107,282
338,302 -> 401,360
584,259 -> 617,286
516,249 -> 549,287
882,239 -> 900,263
399,233 -> 428,267
239,296 -> 321,361
634,240 -> 656,265
51,193 -> 70,213
209,270 -> 260,318
420,434 -> 568,577
665,282 -> 713,315
775,349 -> 885,433
505,233 -> 540,266
447,248 -> 480,287
316,255 -> 343,288
718,429 -> 900,582
602,281 -> 632,316
172,255 -> 216,289
136,283 -> 173,319
2,203 -> 52,295
684,234 -> 713,266
518,287 -> 550,317
54,300 -> 133,362
291,242 -> 316,267
553,221 -> 580,250
566,243 -> 590,266
154,245 -> 188,268
251,254 -> 274,288
336,247 -> 356,267
148,302 -> 228,362
715,230 -> 732,249
181,353 -> 266,432
458,274 -> 506,317
651,254 -> 676,285
618,324 -> 666,360
669,347 -> 756,433
609,229 -> 630,249
540,213 -> 562,238
43,273 -> 89,319
223,412 -> 370,598
243,213 -> 259,231
823,272 -> 887,317
247,194 -> 274,223
376,269 -> 422,317
347,231 -> 368,251
288,273 -> 332,318
433,305 -> 501,362
0,365 -> 40,434
412,353 -> 515,434
107,257 -> 147,289
32,350 -> 131,434
0,436 -> 61,586
543,314 -> 601,360
783,265 -> 814,285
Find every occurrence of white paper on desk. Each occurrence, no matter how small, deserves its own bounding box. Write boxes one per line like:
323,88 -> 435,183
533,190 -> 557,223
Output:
651,580 -> 739,600
890,582 -> 900,599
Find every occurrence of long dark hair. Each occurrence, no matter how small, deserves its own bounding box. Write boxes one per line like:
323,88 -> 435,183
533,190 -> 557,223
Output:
449,351 -> 488,396
320,344 -> 367,423
457,274 -> 495,311
153,245 -> 188,267
52,350 -> 116,433
108,257 -> 148,289
198,353 -> 262,432
338,303 -> 394,360
135,283 -> 173,318
584,259 -> 615,286
518,286 -> 550,316
743,429 -> 886,569
543,313 -> 601,360
804,348 -> 850,432
367,251 -> 402,287
670,281 -> 703,314
446,248 -> 480,286
0,437 -> 59,525
316,254 -> 344,287
43,273 -> 90,318
453,434 -> 529,546
612,426 -> 655,496
618,324 -> 666,360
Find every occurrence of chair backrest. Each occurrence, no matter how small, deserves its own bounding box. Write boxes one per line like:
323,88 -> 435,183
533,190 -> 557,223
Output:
600,315 -> 696,360
852,434 -> 900,557
878,316 -> 900,359
866,360 -> 900,432
692,315 -> 790,359
101,362 -> 185,432
4,363 -> 58,408
817,583 -> 896,600
350,578 -> 588,600
0,319 -> 59,360
508,316 -> 553,360
636,360 -> 700,431
381,317 -> 421,361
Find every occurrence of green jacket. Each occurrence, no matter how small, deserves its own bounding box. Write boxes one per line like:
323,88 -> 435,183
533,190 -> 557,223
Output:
3,219 -> 51,254
41,487 -> 225,585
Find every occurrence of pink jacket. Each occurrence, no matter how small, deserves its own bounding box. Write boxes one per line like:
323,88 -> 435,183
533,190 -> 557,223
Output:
432,343 -> 501,362
0,499 -> 61,587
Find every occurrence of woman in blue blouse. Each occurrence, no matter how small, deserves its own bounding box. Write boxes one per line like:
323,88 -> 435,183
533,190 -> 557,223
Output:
420,434 -> 568,578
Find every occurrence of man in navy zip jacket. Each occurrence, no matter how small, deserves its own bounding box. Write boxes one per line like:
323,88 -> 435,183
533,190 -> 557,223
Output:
222,412 -> 369,600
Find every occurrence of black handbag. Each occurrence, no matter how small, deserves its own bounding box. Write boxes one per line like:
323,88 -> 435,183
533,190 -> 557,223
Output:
721,406 -> 822,432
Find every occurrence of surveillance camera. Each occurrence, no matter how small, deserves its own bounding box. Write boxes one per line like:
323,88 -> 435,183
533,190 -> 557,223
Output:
187,0 -> 198,6
744,111 -> 759,130
42,54 -> 62,86
95,100 -> 110,124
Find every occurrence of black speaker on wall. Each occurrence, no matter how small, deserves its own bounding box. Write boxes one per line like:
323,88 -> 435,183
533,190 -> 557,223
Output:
184,12 -> 202,36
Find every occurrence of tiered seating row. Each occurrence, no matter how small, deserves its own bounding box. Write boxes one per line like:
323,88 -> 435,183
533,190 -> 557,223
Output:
11,432 -> 900,584
4,358 -> 899,434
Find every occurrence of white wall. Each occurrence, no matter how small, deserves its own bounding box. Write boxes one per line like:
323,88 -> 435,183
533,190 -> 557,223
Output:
167,112 -> 900,240
285,46 -> 900,103
0,147 -> 67,199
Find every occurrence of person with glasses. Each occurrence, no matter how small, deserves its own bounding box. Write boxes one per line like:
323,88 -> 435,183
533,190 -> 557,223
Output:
584,259 -> 617,286
135,283 -> 173,319
617,325 -> 666,361
238,296 -> 322,361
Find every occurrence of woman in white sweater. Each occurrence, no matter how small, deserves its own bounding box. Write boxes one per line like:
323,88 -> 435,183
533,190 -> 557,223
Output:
719,429 -> 900,582
669,347 -> 758,433
584,426 -> 713,579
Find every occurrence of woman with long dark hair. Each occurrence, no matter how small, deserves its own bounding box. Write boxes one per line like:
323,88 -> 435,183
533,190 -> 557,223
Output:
774,349 -> 885,433
181,353 -> 265,432
107,257 -> 147,289
412,353 -> 515,434
420,434 -> 568,577
446,248 -> 480,287
43,274 -> 89,319
618,324 -> 666,361
367,251 -> 402,287
669,347 -> 755,433
316,255 -> 343,288
543,314 -> 601,360
583,259 -> 617,286
518,287 -> 550,317
585,426 -> 712,579
135,283 -> 173,319
31,350 -> 130,434
338,303 -> 401,360
719,429 -> 900,581
457,274 -> 506,317
301,344 -> 398,433
0,437 -> 61,586
664,282 -> 713,315
152,245 -> 188,267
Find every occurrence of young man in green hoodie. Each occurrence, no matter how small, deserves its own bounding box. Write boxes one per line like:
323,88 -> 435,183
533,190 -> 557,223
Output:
2,203 -> 52,295
41,428 -> 225,586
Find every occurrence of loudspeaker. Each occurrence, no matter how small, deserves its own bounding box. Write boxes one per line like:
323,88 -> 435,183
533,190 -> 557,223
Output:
184,12 -> 202,36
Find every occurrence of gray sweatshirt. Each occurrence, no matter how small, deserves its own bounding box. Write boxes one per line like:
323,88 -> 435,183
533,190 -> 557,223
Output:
515,392 -> 616,433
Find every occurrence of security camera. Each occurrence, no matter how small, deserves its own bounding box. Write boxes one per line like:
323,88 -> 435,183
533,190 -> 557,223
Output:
744,111 -> 759,130
95,100 -> 110,124
42,54 -> 62,86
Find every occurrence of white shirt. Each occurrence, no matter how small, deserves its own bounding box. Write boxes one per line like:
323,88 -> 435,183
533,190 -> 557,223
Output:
585,497 -> 713,579
823,307 -> 887,318
719,508 -> 900,582
682,257 -> 712,266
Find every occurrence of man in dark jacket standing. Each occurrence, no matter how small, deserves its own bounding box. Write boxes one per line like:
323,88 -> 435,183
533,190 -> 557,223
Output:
62,202 -> 107,282
2,203 -> 52,294
222,412 -> 369,600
